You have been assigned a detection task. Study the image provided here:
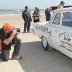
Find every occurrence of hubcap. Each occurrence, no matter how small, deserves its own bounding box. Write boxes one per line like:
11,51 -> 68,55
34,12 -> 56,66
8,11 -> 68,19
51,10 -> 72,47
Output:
42,37 -> 47,48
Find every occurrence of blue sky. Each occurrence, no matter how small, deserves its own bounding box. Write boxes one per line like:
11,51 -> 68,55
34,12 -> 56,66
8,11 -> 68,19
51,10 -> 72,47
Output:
0,0 -> 72,9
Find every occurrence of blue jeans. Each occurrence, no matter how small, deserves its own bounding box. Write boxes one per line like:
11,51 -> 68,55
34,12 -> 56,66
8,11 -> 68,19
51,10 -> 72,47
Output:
1,38 -> 21,61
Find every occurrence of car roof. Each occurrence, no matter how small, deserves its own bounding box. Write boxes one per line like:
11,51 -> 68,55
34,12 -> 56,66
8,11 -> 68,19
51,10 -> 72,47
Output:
54,7 -> 72,13
51,5 -> 72,10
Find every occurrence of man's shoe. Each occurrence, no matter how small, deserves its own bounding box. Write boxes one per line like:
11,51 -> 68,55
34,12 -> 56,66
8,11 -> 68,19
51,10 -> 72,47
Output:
12,55 -> 23,60
23,31 -> 26,33
27,31 -> 30,33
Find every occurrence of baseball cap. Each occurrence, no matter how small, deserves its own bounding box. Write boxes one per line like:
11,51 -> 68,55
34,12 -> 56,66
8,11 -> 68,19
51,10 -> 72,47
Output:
3,23 -> 13,31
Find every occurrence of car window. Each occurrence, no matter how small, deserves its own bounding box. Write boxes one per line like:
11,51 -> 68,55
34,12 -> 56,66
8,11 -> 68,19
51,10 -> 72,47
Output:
52,12 -> 61,25
62,12 -> 72,27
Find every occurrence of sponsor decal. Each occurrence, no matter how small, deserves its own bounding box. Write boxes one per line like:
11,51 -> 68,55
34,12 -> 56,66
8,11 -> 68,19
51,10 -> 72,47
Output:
59,32 -> 72,52
36,25 -> 48,33
59,32 -> 72,41
60,40 -> 72,48
36,25 -> 52,34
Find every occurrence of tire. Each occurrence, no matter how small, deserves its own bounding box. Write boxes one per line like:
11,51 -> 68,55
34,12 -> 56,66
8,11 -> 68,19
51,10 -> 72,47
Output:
41,36 -> 49,51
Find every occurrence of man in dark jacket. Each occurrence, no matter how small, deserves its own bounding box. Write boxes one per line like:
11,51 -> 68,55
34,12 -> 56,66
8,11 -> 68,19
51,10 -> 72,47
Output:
45,8 -> 51,21
22,6 -> 32,33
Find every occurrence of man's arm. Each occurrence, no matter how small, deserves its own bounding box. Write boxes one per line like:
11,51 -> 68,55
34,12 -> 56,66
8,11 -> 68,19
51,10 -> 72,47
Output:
3,29 -> 17,45
22,11 -> 26,21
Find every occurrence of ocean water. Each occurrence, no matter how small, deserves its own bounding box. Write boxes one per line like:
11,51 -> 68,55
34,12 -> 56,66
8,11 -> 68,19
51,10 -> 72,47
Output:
0,9 -> 23,15
0,9 -> 45,15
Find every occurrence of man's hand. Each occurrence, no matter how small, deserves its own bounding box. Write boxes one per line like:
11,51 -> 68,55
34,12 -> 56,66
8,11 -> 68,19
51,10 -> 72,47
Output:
12,29 -> 17,36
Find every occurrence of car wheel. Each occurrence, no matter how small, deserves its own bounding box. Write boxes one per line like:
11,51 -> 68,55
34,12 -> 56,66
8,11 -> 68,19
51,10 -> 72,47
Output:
41,36 -> 49,51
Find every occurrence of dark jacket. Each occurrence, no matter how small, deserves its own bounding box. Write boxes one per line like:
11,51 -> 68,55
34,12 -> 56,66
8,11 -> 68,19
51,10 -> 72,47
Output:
45,9 -> 51,21
22,10 -> 32,21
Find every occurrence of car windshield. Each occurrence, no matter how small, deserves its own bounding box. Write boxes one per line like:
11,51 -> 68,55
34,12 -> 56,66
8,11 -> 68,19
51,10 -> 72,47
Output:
62,12 -> 72,27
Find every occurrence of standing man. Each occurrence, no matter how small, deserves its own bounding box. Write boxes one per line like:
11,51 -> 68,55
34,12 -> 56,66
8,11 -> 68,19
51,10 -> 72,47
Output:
45,7 -> 51,21
57,1 -> 65,9
22,6 -> 32,33
0,23 -> 21,61
49,7 -> 54,19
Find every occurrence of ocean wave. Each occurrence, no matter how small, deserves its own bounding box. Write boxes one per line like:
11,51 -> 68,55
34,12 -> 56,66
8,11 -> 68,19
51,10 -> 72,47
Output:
0,9 -> 45,15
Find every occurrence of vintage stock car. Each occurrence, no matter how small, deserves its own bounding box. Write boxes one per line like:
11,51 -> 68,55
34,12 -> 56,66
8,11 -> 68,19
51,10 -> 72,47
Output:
32,8 -> 72,59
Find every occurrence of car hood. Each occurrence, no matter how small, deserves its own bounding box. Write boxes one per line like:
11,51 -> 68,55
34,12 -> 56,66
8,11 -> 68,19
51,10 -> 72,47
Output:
34,21 -> 49,26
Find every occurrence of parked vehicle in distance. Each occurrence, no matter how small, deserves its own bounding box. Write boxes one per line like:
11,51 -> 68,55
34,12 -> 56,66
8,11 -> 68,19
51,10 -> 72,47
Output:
32,8 -> 72,59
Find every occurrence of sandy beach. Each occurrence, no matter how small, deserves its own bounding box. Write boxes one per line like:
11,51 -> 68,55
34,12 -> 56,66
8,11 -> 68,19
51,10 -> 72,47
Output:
0,13 -> 46,32
0,14 -> 24,32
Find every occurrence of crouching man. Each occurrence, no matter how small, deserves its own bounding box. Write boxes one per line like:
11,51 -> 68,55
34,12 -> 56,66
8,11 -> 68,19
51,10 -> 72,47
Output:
0,23 -> 21,61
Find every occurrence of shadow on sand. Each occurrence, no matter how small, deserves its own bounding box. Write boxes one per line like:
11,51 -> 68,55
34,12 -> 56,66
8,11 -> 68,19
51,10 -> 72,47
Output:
18,41 -> 72,72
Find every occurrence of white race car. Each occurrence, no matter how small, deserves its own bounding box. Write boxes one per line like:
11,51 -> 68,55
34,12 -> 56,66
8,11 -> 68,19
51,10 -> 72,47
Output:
33,8 -> 72,59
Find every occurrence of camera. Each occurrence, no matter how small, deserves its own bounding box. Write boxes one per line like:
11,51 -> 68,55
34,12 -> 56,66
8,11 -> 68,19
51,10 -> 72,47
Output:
11,28 -> 20,45
16,28 -> 20,32
10,28 -> 20,34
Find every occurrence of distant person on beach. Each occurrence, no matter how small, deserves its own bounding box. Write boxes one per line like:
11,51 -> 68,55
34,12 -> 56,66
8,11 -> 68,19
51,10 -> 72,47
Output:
49,7 -> 54,19
22,6 -> 32,33
32,7 -> 40,23
57,1 -> 65,9
45,7 -> 51,21
0,23 -> 22,61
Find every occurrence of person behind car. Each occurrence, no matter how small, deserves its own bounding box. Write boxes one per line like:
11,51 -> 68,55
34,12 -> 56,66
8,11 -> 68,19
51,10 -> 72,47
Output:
22,6 -> 32,33
49,7 -> 54,19
57,1 -> 65,9
45,7 -> 51,21
32,7 -> 40,23
0,23 -> 21,61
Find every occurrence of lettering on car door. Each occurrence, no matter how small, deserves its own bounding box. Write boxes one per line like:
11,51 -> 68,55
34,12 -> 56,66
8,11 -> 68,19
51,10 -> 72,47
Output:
59,12 -> 72,52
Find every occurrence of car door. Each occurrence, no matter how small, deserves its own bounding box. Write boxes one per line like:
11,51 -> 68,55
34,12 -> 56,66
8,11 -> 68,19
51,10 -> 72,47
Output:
59,11 -> 72,58
48,11 -> 62,51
